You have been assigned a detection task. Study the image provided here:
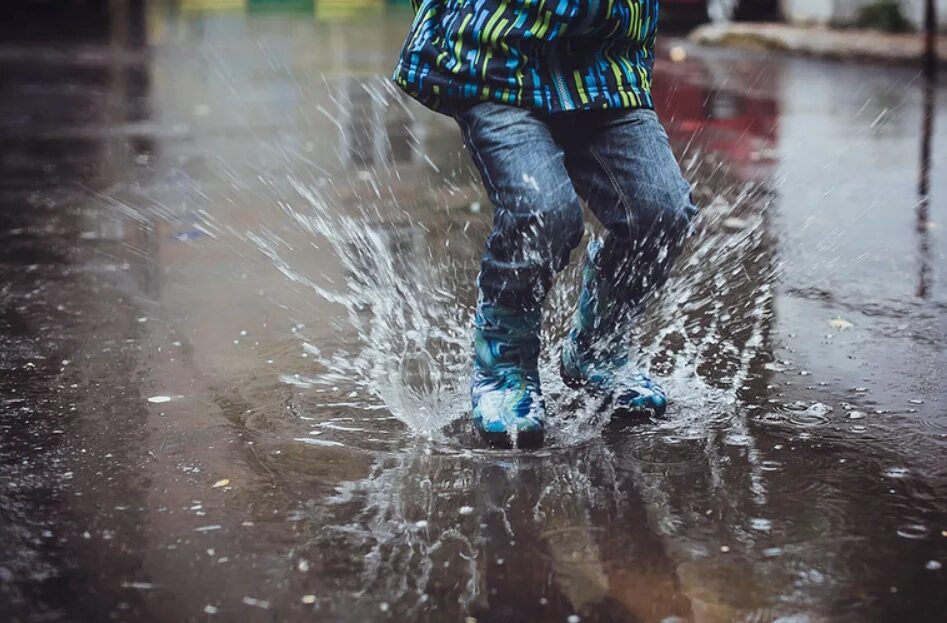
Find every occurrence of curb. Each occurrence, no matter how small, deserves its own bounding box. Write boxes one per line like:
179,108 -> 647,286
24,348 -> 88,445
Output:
689,22 -> 947,67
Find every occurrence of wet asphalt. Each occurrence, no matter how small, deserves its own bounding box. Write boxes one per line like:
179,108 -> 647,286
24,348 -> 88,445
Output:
1,2 -> 946,622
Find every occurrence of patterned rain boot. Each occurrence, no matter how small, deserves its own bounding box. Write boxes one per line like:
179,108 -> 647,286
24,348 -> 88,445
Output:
560,238 -> 667,416
471,296 -> 545,447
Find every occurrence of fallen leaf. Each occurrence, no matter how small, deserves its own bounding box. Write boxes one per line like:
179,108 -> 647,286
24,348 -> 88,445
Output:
121,581 -> 159,590
242,596 -> 270,610
829,317 -> 854,330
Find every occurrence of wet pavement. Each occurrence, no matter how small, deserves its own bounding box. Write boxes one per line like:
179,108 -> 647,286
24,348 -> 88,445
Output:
1,2 -> 946,622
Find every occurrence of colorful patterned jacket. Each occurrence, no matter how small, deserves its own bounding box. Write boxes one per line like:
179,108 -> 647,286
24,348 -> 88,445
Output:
393,0 -> 659,114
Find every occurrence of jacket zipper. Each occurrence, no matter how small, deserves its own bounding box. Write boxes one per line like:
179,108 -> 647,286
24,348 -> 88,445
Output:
550,52 -> 573,111
550,0 -> 601,111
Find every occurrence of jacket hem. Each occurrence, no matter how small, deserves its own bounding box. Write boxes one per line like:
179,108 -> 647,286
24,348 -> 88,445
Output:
392,65 -> 654,117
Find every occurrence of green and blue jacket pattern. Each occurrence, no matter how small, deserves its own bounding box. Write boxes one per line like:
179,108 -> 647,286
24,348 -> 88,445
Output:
393,0 -> 660,114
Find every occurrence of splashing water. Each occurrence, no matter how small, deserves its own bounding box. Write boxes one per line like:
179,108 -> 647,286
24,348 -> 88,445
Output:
249,176 -> 474,439
229,80 -> 778,450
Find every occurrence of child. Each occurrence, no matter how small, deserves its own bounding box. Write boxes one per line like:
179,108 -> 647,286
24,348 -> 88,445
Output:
394,1 -> 698,446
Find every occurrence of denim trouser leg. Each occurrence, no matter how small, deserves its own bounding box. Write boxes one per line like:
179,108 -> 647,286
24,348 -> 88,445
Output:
457,104 -> 697,322
558,108 -> 698,317
455,103 -> 584,313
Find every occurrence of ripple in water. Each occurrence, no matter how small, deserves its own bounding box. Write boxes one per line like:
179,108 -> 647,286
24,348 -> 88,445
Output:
788,403 -> 833,427
896,523 -> 930,540
883,466 -> 911,479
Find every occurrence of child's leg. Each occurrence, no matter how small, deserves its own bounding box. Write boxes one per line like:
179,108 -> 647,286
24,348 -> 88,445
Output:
563,108 -> 696,308
557,108 -> 697,413
455,103 -> 584,313
454,102 -> 584,445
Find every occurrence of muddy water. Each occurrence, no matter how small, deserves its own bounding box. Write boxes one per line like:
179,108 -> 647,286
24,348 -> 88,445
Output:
1,3 -> 945,622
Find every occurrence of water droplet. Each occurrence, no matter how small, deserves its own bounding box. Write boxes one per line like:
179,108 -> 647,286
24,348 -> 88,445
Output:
567,615 -> 581,623
926,560 -> 942,570
722,217 -> 748,230
294,438 -> 345,448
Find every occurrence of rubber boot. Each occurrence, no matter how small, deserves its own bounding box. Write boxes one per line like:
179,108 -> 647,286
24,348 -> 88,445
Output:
471,295 -> 545,447
560,238 -> 667,416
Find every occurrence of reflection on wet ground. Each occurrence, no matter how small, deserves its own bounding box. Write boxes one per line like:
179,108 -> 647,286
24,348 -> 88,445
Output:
1,2 -> 945,621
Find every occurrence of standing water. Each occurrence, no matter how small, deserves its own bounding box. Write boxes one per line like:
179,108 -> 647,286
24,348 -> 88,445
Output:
0,3 -> 945,622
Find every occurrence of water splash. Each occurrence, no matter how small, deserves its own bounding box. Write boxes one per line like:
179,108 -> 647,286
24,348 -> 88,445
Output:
230,81 -> 779,452
246,175 -> 473,439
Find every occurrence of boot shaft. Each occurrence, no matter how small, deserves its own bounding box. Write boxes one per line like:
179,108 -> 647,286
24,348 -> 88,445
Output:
473,295 -> 542,372
569,238 -> 640,367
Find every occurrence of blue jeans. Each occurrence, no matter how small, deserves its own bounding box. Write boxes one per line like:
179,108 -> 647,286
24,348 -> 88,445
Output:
455,103 -> 698,314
